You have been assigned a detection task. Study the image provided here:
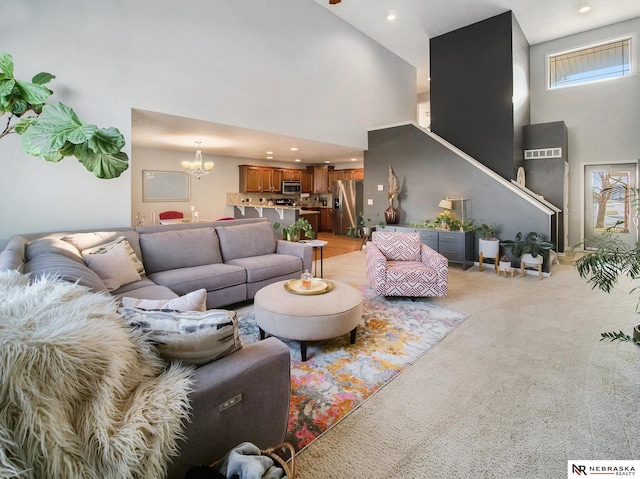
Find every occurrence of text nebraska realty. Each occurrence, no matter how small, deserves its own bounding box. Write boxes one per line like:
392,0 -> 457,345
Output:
573,464 -> 636,476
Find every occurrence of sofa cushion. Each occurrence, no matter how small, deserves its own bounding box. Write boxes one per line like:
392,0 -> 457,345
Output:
81,236 -> 146,276
216,222 -> 276,262
373,232 -> 422,262
24,252 -> 108,294
120,307 -> 242,366
140,228 -> 222,274
147,263 -> 246,296
26,237 -> 84,263
62,231 -> 143,264
121,289 -> 207,312
82,241 -> 141,292
226,253 -> 302,283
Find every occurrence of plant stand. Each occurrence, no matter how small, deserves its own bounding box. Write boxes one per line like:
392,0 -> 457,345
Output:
498,261 -> 514,277
520,262 -> 543,280
478,252 -> 499,274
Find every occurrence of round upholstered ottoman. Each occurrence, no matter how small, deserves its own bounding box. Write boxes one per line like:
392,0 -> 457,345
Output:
253,279 -> 363,361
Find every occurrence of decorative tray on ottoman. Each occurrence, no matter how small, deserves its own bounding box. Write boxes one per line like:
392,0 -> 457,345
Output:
284,279 -> 334,295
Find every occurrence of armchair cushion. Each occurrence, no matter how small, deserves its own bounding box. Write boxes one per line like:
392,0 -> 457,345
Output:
372,231 -> 422,261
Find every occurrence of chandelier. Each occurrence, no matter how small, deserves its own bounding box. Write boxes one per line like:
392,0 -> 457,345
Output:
181,141 -> 214,179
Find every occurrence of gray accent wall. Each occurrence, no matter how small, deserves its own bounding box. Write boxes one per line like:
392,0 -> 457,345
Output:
364,123 -> 554,271
430,11 -> 530,181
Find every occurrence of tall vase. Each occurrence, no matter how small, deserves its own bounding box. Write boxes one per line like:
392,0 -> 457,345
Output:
384,201 -> 398,224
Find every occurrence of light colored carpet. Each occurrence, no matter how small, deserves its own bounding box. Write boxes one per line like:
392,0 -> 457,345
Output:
293,250 -> 640,478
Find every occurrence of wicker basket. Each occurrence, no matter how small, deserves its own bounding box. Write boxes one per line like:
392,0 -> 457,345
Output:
211,442 -> 296,479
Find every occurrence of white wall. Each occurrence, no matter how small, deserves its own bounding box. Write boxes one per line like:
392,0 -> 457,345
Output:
530,17 -> 640,247
0,0 -> 415,245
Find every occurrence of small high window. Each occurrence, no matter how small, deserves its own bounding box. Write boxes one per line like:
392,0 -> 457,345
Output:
548,36 -> 632,89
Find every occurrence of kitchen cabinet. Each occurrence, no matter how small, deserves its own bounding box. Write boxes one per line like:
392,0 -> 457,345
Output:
379,225 -> 474,270
329,168 -> 365,184
239,166 -> 282,193
328,169 -> 343,186
320,208 -> 333,232
308,165 -> 334,194
282,169 -> 302,181
301,170 -> 313,193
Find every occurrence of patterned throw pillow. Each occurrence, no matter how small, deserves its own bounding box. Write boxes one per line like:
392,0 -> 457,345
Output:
121,289 -> 207,312
119,308 -> 242,366
81,236 -> 146,276
82,242 -> 141,291
373,232 -> 422,261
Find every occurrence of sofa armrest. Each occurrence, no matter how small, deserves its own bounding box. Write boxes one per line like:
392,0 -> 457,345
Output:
166,337 -> 291,479
276,240 -> 312,272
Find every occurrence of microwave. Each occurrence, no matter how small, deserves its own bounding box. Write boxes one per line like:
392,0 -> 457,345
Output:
282,181 -> 301,194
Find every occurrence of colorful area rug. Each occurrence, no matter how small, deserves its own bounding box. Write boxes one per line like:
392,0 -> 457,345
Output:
237,284 -> 468,452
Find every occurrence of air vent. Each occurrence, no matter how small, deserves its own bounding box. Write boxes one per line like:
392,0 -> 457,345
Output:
524,148 -> 562,160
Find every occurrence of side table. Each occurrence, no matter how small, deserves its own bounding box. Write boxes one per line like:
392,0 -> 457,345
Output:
299,239 -> 328,278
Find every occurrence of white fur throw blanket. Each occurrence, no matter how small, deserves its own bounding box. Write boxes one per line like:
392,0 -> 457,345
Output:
0,271 -> 194,478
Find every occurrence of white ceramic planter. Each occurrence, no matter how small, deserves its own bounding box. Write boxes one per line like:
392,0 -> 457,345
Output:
521,253 -> 543,266
499,261 -> 512,272
478,238 -> 500,258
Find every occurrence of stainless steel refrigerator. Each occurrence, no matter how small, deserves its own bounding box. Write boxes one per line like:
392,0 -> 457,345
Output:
332,180 -> 364,235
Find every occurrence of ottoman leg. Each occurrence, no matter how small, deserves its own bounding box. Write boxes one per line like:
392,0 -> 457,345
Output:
300,341 -> 308,362
259,327 -> 266,340
350,327 -> 357,344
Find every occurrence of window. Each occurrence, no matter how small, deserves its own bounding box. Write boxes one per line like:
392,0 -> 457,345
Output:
548,36 -> 632,89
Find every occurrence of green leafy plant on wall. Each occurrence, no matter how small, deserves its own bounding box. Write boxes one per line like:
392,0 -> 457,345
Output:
0,52 -> 129,179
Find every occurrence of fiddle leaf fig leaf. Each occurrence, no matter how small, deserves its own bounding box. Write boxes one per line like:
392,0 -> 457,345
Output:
73,142 -> 129,179
0,78 -> 15,97
32,72 -> 55,85
0,52 -> 14,80
88,127 -> 126,154
15,80 -> 51,105
19,102 -> 81,156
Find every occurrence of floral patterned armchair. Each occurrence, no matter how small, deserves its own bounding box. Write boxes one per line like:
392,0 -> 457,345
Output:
366,231 -> 448,297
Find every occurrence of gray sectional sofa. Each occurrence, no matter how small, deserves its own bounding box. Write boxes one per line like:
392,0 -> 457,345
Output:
0,218 -> 311,478
0,217 -> 312,308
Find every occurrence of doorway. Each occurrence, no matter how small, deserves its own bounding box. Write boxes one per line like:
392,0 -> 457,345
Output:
584,163 -> 638,249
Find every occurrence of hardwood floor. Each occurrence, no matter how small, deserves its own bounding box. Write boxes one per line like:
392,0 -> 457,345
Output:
316,232 -> 365,259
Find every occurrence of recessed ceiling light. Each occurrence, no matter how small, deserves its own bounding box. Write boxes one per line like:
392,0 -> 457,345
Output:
267,156 -> 273,159
295,159 -> 301,162
266,151 -> 273,154
350,158 -> 357,161
387,13 -> 396,21
325,160 -> 331,164
290,147 -> 298,151
578,2 -> 591,13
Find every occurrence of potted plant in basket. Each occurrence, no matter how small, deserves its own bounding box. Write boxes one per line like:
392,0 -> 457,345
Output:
500,232 -> 554,267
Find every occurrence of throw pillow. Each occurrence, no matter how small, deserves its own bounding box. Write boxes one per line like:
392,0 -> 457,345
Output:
81,236 -> 146,276
120,308 -> 243,366
121,289 -> 207,312
373,232 -> 422,262
82,242 -> 141,291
